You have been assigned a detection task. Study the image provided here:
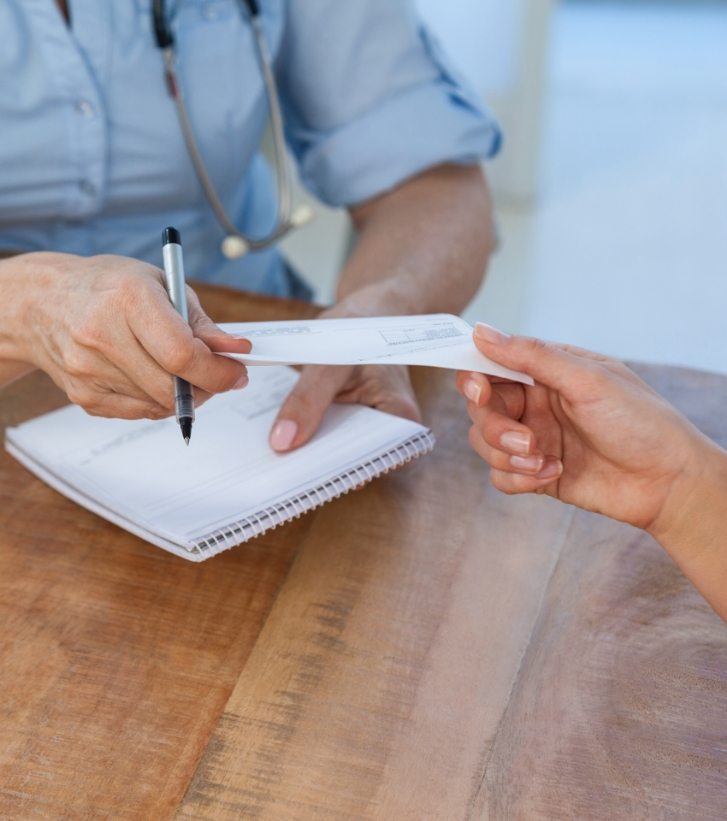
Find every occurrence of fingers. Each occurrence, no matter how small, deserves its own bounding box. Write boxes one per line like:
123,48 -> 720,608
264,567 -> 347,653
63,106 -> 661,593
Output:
457,370 -> 535,455
126,286 -> 250,396
468,422 -> 562,493
469,420 -> 562,477
489,459 -> 563,495
456,370 -> 493,405
467,424 -> 543,474
466,400 -> 537,458
186,288 -> 253,356
269,365 -> 352,452
457,367 -> 552,477
64,372 -> 170,420
73,293 -> 245,411
83,395 -> 170,421
337,364 -> 422,423
472,323 -> 603,396
457,360 -> 564,495
456,371 -> 526,419
269,364 -> 422,452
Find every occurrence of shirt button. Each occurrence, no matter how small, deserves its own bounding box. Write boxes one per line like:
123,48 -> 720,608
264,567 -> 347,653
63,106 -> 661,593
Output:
75,99 -> 96,119
79,180 -> 96,196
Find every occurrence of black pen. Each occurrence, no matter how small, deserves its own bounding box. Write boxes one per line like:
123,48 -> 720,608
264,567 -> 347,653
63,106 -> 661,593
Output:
161,227 -> 194,444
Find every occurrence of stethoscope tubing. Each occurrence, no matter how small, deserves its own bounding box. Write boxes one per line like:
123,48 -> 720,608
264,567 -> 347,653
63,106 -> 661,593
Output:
153,0 -> 302,256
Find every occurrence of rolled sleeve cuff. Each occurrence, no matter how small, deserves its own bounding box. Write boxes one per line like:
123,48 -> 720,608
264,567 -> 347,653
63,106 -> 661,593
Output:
294,81 -> 501,207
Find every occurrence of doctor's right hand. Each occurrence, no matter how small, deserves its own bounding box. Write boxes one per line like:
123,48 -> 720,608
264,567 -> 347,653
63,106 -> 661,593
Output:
3,252 -> 251,419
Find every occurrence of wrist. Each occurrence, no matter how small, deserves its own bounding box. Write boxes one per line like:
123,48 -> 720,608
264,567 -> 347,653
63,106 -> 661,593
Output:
647,434 -> 727,621
0,252 -> 72,365
0,255 -> 36,364
333,279 -> 428,319
649,433 -> 727,558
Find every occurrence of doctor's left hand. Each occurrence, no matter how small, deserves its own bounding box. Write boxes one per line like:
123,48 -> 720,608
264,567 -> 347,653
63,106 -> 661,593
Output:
268,308 -> 422,452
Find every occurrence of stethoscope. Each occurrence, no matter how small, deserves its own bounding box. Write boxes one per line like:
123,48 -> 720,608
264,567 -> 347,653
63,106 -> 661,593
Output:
152,0 -> 313,259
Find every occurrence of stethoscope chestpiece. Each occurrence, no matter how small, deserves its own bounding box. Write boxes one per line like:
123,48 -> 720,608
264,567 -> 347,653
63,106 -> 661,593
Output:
221,236 -> 250,260
221,204 -> 314,259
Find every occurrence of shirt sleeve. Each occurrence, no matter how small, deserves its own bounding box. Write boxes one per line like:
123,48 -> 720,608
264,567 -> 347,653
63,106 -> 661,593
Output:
276,0 -> 501,207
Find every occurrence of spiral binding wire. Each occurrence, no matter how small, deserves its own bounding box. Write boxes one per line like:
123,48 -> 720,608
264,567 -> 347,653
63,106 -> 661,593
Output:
189,430 -> 435,556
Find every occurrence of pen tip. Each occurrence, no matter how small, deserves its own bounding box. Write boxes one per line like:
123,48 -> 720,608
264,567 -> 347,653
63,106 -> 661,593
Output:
180,417 -> 193,444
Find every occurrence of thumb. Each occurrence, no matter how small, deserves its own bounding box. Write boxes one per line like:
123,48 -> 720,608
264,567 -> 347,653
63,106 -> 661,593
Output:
473,323 -> 591,394
269,365 -> 351,452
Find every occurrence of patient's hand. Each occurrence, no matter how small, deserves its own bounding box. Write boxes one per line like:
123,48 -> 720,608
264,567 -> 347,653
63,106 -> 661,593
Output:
455,324 -> 717,535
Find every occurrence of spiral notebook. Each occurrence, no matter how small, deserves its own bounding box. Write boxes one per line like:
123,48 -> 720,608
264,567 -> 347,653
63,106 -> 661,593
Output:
5,367 -> 434,562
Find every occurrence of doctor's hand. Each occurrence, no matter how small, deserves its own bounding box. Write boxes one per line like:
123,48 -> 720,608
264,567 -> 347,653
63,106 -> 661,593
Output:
268,306 -> 422,453
456,323 -> 717,535
11,252 -> 250,419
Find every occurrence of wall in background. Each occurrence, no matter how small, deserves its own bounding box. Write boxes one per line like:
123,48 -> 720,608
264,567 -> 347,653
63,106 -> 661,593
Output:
416,0 -> 556,204
283,0 -> 727,376
462,0 -> 727,376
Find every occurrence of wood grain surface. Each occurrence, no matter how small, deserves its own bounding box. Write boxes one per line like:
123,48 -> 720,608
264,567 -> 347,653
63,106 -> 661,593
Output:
1,285 -> 726,820
475,364 -> 727,821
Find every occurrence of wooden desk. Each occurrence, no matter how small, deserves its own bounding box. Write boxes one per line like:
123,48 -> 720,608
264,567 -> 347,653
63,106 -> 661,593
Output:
1,285 -> 726,819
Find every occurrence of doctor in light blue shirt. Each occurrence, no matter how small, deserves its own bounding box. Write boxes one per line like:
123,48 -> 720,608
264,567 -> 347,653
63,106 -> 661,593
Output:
0,0 -> 500,451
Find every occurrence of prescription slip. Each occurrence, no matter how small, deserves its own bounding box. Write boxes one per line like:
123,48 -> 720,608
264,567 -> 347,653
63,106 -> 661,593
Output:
220,315 -> 533,385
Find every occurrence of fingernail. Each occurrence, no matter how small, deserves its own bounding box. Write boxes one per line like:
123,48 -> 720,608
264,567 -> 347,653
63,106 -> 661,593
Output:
536,459 -> 563,480
463,378 -> 481,403
270,420 -> 297,452
232,336 -> 252,352
233,372 -> 249,389
510,454 -> 544,472
500,431 -> 531,454
474,322 -> 510,345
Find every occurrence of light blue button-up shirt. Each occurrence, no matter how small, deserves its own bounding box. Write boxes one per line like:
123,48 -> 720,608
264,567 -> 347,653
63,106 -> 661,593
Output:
0,0 -> 501,297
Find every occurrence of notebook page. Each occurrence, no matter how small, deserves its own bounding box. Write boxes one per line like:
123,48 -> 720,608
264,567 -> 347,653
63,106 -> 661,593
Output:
6,367 -> 430,554
4,441 -> 197,560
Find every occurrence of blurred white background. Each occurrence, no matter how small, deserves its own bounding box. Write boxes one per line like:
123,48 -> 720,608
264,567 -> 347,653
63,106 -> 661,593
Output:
283,0 -> 727,376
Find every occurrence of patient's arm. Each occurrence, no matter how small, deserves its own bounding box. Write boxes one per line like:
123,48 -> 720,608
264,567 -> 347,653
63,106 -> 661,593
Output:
457,326 -> 727,623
